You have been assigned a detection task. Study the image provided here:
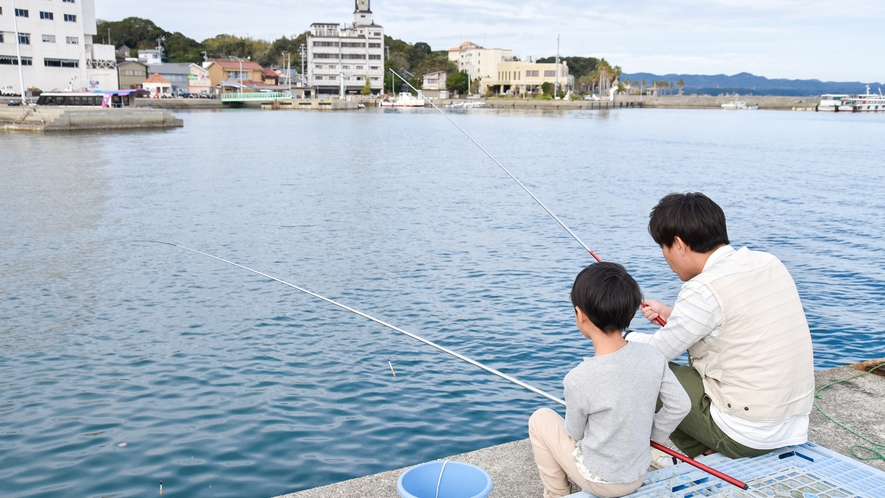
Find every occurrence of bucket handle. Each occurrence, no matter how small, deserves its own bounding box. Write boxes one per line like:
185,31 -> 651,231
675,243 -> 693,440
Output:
434,460 -> 449,498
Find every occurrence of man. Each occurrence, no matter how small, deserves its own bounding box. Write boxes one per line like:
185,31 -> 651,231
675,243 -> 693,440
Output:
626,192 -> 814,460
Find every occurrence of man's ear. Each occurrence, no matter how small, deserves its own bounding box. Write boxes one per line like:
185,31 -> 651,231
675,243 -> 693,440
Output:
673,236 -> 689,254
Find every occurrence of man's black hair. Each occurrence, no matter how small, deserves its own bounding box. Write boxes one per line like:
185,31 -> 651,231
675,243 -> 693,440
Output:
648,192 -> 729,253
570,262 -> 642,334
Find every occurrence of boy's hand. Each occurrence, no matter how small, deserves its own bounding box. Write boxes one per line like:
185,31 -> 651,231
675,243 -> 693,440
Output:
641,300 -> 672,324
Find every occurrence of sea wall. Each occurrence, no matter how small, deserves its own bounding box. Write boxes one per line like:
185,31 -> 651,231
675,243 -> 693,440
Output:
473,95 -> 821,110
0,106 -> 183,131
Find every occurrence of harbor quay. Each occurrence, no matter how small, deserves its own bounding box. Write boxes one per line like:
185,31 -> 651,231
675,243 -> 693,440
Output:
276,361 -> 885,498
0,105 -> 182,131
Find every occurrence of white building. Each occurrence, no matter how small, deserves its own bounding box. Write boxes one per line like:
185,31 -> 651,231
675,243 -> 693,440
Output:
0,0 -> 118,94
307,0 -> 384,97
447,41 -> 513,94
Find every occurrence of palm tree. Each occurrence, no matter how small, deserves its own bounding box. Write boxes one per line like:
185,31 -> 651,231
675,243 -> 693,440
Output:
677,79 -> 684,95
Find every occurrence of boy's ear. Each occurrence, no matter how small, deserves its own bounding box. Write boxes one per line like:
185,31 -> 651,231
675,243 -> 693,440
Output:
575,306 -> 588,324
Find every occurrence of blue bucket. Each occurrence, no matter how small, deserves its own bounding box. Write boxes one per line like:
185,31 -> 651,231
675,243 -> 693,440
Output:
397,460 -> 493,498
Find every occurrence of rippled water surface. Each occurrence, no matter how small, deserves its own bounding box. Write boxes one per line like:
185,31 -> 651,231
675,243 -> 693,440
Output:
2,108 -> 884,497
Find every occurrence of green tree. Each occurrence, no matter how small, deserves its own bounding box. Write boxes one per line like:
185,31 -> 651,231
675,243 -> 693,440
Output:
446,71 -> 468,94
678,79 -> 685,95
360,77 -> 372,95
260,32 -> 308,69
541,81 -> 553,96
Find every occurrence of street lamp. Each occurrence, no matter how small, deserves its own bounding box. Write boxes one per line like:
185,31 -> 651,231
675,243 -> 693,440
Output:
230,56 -> 249,94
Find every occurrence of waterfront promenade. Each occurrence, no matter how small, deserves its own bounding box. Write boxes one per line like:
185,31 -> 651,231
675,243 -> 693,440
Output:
276,362 -> 885,498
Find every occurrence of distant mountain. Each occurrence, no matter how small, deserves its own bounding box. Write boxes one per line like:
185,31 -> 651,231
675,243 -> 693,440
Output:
620,72 -> 884,96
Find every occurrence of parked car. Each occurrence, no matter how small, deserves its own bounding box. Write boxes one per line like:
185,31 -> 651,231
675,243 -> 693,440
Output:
7,100 -> 21,106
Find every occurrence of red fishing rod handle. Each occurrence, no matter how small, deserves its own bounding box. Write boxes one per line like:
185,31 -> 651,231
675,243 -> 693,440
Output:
650,442 -> 749,490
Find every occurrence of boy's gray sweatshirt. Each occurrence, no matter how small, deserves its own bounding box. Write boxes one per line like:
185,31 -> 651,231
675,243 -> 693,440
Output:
564,341 -> 690,483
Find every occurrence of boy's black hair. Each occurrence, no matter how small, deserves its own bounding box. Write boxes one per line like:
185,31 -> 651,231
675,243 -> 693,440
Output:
570,262 -> 642,334
648,192 -> 729,253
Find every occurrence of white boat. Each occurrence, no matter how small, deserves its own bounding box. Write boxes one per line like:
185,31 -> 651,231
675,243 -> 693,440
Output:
721,101 -> 747,110
847,85 -> 885,112
818,94 -> 850,112
445,100 -> 485,109
381,92 -> 426,107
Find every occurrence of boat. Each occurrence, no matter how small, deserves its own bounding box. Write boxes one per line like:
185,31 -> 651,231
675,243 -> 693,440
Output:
846,85 -> 885,112
818,94 -> 850,112
380,91 -> 426,107
445,100 -> 485,109
721,101 -> 747,110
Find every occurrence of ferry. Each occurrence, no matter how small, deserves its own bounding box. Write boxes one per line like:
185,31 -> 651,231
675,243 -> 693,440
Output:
35,89 -> 142,108
847,85 -> 885,112
818,94 -> 851,112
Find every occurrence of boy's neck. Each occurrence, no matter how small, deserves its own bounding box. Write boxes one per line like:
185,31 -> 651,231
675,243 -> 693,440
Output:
591,331 -> 628,357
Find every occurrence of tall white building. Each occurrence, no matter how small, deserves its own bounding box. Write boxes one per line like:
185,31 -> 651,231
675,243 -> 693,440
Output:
0,0 -> 117,94
447,41 -> 513,94
307,0 -> 384,97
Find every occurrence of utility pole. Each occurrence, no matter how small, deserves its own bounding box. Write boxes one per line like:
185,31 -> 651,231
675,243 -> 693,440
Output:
10,0 -> 27,106
299,43 -> 307,91
555,34 -> 560,98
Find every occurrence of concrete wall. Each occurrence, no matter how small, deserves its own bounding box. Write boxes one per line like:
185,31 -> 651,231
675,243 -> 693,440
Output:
1,106 -> 182,131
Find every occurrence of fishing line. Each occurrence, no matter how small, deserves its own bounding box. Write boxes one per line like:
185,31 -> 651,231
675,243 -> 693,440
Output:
149,240 -> 746,490
389,70 -> 667,327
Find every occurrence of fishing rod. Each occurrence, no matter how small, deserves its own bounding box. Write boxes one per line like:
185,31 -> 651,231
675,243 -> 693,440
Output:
150,241 -> 747,490
388,70 -> 667,327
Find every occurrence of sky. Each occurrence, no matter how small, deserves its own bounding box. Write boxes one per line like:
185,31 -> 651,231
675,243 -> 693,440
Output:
96,0 -> 885,83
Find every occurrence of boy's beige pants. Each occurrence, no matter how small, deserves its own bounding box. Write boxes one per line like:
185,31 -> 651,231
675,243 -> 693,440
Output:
528,408 -> 645,498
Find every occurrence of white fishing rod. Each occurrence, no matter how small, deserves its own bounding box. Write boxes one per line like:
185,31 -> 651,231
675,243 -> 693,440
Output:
388,69 -> 602,263
151,240 -> 747,490
388,70 -> 667,328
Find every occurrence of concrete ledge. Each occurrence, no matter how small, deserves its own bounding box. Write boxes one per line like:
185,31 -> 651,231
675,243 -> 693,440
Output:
275,362 -> 885,497
1,107 -> 182,131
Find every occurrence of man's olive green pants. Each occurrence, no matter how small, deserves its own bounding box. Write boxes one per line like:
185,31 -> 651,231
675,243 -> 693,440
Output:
662,363 -> 773,459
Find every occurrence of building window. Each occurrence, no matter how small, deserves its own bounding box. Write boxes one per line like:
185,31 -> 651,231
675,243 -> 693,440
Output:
19,33 -> 31,45
0,33 -> 3,43
1,55 -> 33,65
314,65 -> 323,69
368,43 -> 380,48
371,77 -> 379,81
40,11 -> 54,20
42,34 -> 56,43
226,71 -> 247,79
313,41 -> 338,47
356,65 -> 363,70
368,54 -> 381,60
44,58 -> 79,68
341,54 -> 364,60
372,32 -> 381,36
370,66 -> 379,70
63,0 -> 75,3
314,53 -> 338,59
341,42 -> 365,48
526,70 -> 539,77
342,65 -> 350,69
315,76 -> 323,80
66,36 -> 78,44
15,9 -> 29,17
544,70 -> 555,77
64,14 -> 77,22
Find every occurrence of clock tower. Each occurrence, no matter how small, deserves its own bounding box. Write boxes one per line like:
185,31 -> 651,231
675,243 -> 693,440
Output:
354,0 -> 372,26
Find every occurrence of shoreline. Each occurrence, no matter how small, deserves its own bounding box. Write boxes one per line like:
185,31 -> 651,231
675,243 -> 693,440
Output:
275,360 -> 885,498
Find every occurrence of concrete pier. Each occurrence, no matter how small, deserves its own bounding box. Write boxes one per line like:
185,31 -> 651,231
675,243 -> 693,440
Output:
1,106 -> 182,131
275,361 -> 885,498
458,95 -> 822,111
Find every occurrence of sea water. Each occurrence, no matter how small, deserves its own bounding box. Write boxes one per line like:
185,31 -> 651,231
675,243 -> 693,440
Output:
1,107 -> 883,496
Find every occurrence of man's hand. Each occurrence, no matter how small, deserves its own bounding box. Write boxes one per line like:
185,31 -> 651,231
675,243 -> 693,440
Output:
641,299 -> 672,324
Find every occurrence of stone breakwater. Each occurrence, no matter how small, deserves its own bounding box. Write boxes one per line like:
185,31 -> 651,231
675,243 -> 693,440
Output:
0,106 -> 183,131
449,95 -> 822,110
276,361 -> 885,498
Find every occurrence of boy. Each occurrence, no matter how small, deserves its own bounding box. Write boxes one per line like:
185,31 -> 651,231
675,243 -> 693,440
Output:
529,262 -> 690,498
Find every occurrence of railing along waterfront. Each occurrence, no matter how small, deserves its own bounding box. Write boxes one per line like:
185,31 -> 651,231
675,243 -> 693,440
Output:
220,92 -> 294,103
